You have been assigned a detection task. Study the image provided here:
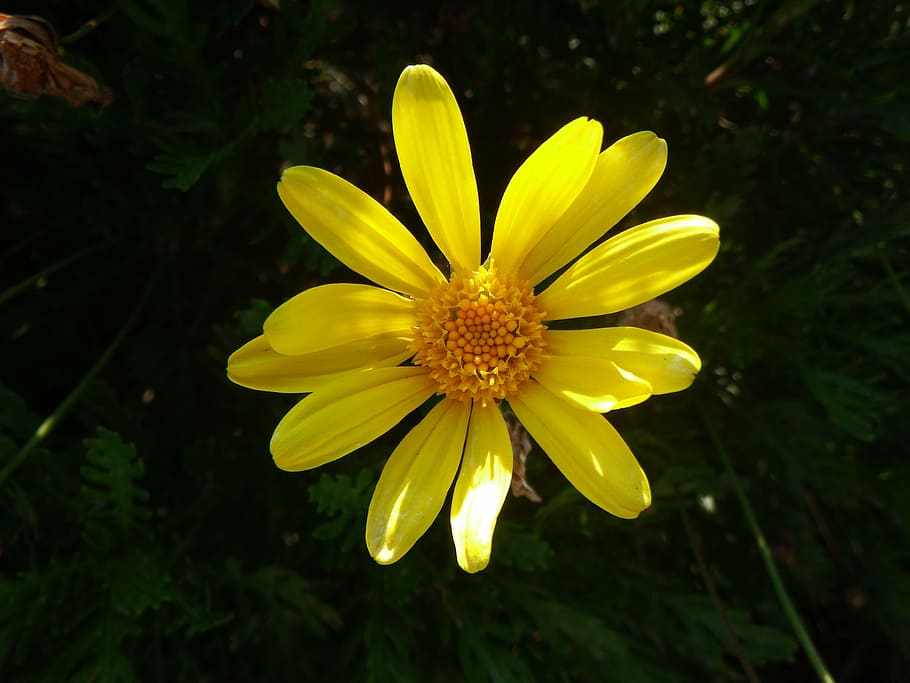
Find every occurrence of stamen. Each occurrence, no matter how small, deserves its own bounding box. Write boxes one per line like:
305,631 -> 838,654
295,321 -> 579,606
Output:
411,260 -> 546,404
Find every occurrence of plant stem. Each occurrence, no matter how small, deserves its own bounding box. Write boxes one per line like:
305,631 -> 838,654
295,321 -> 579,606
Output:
0,282 -> 149,488
702,410 -> 836,683
878,245 -> 910,318
60,5 -> 118,45
0,244 -> 103,306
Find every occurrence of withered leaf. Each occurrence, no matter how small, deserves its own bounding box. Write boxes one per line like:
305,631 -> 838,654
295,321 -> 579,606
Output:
0,13 -> 113,107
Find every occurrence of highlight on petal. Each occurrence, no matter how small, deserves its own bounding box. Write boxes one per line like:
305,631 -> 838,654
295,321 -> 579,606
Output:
264,283 -> 416,356
450,400 -> 513,573
519,132 -> 668,285
393,64 -> 481,274
227,335 -> 413,394
270,367 -> 436,471
532,354 -> 652,413
366,398 -> 471,565
545,327 -> 701,395
537,215 -> 720,321
509,382 -> 651,518
489,117 -> 603,275
278,166 -> 445,297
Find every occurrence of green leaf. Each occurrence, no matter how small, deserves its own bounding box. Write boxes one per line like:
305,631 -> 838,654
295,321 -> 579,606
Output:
81,428 -> 151,534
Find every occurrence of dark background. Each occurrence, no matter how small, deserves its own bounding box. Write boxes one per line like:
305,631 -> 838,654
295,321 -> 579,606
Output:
1,1 -> 908,681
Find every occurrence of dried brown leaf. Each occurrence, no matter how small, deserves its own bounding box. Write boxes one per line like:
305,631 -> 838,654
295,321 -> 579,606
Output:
0,13 -> 113,107
506,413 -> 541,502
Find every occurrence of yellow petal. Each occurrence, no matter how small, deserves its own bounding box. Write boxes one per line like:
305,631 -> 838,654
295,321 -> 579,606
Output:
450,401 -> 513,573
545,327 -> 701,395
393,65 -> 480,274
519,132 -> 668,285
508,382 -> 651,518
227,335 -> 413,394
366,399 -> 471,565
270,367 -> 435,471
264,284 -> 416,355
537,215 -> 720,320
489,118 -> 603,275
278,166 -> 445,297
532,354 -> 652,413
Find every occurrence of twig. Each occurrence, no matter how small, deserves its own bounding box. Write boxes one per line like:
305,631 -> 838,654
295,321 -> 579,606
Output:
678,497 -> 762,683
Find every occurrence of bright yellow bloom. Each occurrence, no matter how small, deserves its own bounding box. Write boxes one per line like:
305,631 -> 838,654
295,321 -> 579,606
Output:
228,65 -> 719,572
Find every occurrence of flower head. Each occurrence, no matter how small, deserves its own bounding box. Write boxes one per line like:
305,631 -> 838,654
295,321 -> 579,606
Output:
228,64 -> 719,572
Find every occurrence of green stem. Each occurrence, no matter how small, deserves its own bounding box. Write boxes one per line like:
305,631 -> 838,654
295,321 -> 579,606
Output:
702,410 -> 836,683
0,282 -> 149,488
878,245 -> 910,318
60,5 -> 118,45
0,244 -> 104,306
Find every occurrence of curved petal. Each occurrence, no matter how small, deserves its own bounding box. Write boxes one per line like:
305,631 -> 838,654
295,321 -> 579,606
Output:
545,327 -> 701,395
278,166 -> 445,297
508,382 -> 651,518
366,398 -> 471,565
264,284 -> 416,355
537,215 -> 720,320
489,118 -> 603,276
450,401 -> 513,573
533,354 -> 652,413
519,132 -> 668,285
227,335 -> 413,394
271,367 -> 435,471
393,65 -> 480,273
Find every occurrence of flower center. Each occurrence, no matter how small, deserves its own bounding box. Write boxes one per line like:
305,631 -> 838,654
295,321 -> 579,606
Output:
412,260 -> 546,405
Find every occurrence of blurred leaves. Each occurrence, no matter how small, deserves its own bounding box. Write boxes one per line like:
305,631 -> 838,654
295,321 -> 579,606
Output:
2,0 -> 909,681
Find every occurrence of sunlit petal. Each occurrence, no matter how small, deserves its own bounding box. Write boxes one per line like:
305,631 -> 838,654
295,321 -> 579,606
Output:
546,327 -> 701,395
227,335 -> 413,393
271,367 -> 435,471
537,215 -> 720,320
393,64 -> 480,273
509,382 -> 651,518
278,166 -> 445,297
366,399 -> 471,565
450,401 -> 513,573
519,132 -> 668,285
264,283 -> 416,355
533,353 -> 652,412
490,118 -> 603,275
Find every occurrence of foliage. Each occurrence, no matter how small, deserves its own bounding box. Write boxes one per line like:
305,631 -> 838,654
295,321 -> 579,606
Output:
2,0 -> 908,680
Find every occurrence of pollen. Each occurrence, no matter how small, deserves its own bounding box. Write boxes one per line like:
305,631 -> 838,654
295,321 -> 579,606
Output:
412,260 -> 546,404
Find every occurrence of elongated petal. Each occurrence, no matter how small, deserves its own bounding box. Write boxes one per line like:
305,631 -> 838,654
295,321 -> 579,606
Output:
227,335 -> 413,393
393,65 -> 480,273
450,401 -> 513,573
278,166 -> 445,297
367,399 -> 471,564
509,382 -> 650,518
271,367 -> 435,471
546,327 -> 701,395
264,284 -> 416,355
519,132 -> 668,285
533,354 -> 652,412
537,215 -> 720,320
489,118 -> 603,275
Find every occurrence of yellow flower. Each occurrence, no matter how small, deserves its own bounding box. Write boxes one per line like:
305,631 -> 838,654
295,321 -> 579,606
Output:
228,64 -> 719,573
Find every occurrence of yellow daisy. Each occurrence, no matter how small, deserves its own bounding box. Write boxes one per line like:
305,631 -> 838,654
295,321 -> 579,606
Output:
228,64 -> 719,573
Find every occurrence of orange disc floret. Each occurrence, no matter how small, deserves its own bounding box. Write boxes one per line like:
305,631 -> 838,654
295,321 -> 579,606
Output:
411,260 -> 546,405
